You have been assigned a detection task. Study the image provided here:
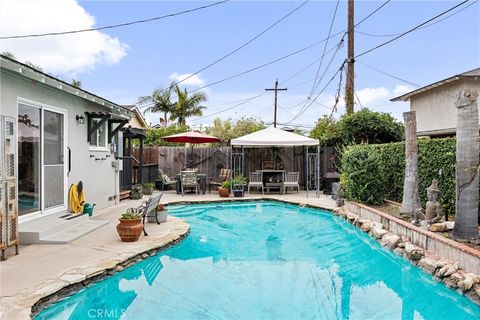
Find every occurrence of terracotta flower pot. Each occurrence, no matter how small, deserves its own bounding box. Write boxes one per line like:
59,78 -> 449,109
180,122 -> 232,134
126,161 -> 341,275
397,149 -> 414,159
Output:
116,218 -> 143,242
218,187 -> 230,198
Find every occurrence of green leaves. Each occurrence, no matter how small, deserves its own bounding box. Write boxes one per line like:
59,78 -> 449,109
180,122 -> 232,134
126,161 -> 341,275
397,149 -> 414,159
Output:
341,138 -> 458,214
206,117 -> 266,145
341,144 -> 385,205
144,125 -> 189,146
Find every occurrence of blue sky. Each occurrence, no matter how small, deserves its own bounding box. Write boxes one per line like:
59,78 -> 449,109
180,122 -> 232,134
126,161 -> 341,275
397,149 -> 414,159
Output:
1,0 -> 479,129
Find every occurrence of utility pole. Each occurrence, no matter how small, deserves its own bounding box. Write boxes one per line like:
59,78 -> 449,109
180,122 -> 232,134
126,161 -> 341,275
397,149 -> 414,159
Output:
345,0 -> 355,114
265,79 -> 287,128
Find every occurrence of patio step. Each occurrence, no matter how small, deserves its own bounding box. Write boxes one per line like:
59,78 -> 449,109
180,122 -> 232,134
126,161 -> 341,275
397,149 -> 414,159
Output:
39,220 -> 109,244
120,190 -> 131,201
19,212 -> 108,244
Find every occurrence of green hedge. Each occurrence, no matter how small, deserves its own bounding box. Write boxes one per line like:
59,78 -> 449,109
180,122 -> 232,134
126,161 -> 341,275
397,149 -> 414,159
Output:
341,138 -> 457,214
341,145 -> 385,205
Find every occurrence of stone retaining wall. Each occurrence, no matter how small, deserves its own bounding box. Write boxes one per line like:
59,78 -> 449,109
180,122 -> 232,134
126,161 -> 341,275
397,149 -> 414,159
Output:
337,202 -> 480,305
344,201 -> 480,274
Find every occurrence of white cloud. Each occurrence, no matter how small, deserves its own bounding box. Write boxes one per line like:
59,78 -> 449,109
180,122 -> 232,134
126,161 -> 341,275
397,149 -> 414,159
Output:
0,0 -> 128,75
168,72 -> 206,87
393,84 -> 416,97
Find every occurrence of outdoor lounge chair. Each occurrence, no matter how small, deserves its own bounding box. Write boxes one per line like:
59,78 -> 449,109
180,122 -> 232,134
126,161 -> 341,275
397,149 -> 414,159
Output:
248,172 -> 264,194
283,172 -> 300,194
133,192 -> 164,236
180,171 -> 198,196
208,168 -> 232,193
157,169 -> 176,191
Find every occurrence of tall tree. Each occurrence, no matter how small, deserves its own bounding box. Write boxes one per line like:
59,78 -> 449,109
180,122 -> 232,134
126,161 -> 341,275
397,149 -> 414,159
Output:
452,89 -> 479,242
170,85 -> 207,126
71,79 -> 82,88
138,83 -> 175,126
1,51 -> 16,59
400,111 -> 421,217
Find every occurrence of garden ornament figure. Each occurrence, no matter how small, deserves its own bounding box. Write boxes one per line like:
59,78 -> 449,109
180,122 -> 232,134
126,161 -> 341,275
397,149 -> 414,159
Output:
425,179 -> 443,224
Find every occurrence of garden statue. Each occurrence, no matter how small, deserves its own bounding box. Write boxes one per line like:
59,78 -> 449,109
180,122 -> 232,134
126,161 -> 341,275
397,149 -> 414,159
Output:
425,179 -> 443,224
412,180 -> 444,226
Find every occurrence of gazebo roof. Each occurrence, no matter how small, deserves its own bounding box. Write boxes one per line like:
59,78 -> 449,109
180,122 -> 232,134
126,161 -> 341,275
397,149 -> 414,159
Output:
231,127 -> 319,147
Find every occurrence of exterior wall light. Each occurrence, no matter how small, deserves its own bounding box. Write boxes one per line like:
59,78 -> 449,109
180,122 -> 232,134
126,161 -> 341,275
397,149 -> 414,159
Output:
76,115 -> 85,124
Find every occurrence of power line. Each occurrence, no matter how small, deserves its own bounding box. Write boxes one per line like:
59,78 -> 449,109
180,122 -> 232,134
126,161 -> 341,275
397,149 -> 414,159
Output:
188,0 -> 392,121
355,0 -> 478,38
353,89 -> 364,109
356,60 -> 421,87
308,0 -> 340,98
355,0 -> 471,59
0,1 -> 229,40
171,0 -> 310,88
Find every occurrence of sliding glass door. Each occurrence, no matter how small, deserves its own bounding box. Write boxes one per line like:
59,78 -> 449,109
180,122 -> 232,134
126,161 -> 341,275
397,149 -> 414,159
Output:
18,104 -> 41,215
18,102 -> 66,216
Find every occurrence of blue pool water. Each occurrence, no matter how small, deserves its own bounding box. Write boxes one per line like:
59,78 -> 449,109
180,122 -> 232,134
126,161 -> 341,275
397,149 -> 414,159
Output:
37,201 -> 480,320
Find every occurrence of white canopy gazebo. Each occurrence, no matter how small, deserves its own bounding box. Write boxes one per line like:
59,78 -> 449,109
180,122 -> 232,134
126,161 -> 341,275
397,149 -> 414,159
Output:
230,127 -> 320,197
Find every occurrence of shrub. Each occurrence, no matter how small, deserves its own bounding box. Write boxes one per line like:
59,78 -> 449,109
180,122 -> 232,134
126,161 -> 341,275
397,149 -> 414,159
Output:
341,144 -> 385,205
340,138 -> 458,214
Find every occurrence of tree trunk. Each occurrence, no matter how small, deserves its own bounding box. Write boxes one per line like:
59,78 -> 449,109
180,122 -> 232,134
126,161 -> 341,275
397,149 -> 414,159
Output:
401,111 -> 421,216
452,89 -> 479,241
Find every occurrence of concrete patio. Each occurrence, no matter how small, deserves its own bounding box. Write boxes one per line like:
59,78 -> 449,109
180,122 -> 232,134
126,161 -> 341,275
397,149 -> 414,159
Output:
0,190 -> 335,319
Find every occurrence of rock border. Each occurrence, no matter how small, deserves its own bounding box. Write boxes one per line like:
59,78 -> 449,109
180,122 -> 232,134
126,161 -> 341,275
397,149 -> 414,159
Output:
333,206 -> 480,306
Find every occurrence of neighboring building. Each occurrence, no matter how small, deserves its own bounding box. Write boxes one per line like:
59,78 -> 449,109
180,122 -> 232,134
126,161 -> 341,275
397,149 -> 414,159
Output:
0,55 -> 134,247
391,68 -> 480,137
125,105 -> 150,130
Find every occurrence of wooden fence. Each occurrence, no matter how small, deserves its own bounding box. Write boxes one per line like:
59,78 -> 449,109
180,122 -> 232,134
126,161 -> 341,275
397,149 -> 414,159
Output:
131,146 -> 336,189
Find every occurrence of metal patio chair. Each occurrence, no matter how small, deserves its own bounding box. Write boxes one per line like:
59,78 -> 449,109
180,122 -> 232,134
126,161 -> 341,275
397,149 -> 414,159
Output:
180,171 -> 198,196
283,172 -> 300,194
248,172 -> 264,194
131,192 -> 164,236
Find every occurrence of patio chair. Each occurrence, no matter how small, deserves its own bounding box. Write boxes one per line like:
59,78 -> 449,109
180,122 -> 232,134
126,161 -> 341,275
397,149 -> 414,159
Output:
248,172 -> 264,194
284,172 -> 300,194
208,168 -> 232,193
180,171 -> 198,196
132,192 -> 164,236
156,169 -> 176,191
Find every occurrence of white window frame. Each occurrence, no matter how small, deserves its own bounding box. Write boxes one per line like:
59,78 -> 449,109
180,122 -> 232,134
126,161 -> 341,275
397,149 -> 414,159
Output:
89,118 -> 109,152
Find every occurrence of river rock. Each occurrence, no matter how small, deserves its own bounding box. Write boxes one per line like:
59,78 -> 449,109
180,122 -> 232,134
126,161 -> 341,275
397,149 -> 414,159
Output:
429,223 -> 447,232
381,234 -> 400,250
371,227 -> 388,239
418,257 -> 439,274
346,212 -> 359,221
436,263 -> 459,278
360,221 -> 372,233
473,283 -> 480,297
404,242 -> 424,260
393,247 -> 405,256
444,272 -> 464,289
458,273 -> 476,292
444,221 -> 455,230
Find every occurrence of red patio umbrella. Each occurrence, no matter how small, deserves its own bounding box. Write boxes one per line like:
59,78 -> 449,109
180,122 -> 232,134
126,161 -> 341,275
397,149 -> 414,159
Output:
161,131 -> 222,144
161,131 -> 222,167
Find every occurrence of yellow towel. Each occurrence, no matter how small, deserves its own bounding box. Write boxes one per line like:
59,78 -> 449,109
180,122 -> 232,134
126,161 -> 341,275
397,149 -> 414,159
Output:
69,183 -> 85,214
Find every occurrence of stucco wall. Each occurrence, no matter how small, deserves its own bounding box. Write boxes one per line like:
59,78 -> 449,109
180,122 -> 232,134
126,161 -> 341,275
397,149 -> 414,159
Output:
0,70 -> 120,214
411,79 -> 480,135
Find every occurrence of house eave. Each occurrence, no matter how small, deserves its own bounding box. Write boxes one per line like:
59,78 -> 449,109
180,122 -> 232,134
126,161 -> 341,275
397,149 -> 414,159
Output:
0,55 -> 133,119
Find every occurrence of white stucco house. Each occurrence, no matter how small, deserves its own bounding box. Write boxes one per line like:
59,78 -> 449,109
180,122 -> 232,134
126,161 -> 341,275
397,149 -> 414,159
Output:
391,68 -> 480,137
0,55 -> 134,253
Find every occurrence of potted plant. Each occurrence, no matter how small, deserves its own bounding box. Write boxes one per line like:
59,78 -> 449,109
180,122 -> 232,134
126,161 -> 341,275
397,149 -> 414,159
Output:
143,182 -> 154,195
232,175 -> 247,197
116,210 -> 143,242
218,180 -> 231,198
131,184 -> 143,199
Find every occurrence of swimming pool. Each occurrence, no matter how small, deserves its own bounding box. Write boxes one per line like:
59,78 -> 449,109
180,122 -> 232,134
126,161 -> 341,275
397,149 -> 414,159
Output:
37,201 -> 480,319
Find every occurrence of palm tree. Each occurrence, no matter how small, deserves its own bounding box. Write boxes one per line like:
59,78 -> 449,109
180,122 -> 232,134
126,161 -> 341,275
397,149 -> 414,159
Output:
138,83 -> 175,126
1,51 -> 16,59
71,79 -> 82,88
452,89 -> 479,241
170,85 -> 207,126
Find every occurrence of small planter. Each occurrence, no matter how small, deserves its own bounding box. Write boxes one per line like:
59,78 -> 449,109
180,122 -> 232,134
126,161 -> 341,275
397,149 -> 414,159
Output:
218,187 -> 230,198
233,187 -> 244,197
143,186 -> 154,195
116,218 -> 143,242
131,186 -> 143,199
